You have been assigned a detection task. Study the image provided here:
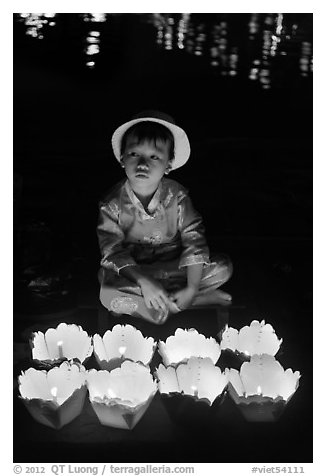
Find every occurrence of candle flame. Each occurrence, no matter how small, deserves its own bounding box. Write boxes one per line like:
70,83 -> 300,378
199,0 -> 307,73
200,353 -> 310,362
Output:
244,350 -> 250,356
257,385 -> 262,395
118,346 -> 127,356
57,340 -> 64,358
191,385 -> 199,397
51,386 -> 58,398
107,388 -> 116,399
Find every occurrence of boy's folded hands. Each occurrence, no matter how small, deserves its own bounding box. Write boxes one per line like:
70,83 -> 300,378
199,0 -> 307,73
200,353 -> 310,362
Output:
137,275 -> 172,313
169,286 -> 197,311
138,274 -> 196,318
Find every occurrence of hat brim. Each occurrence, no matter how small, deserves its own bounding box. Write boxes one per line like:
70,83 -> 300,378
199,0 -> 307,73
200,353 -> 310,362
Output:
111,117 -> 190,170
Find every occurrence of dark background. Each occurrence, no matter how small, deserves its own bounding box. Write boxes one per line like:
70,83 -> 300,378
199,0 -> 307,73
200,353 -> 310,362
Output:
13,13 -> 312,262
13,13 -> 313,463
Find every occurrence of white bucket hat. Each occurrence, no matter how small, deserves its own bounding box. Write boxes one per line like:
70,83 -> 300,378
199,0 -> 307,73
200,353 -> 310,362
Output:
111,110 -> 191,170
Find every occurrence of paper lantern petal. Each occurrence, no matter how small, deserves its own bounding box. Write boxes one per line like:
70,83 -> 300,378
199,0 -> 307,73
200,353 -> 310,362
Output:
237,321 -> 282,356
94,325 -> 156,367
220,326 -> 239,351
237,354 -> 300,401
226,368 -> 245,396
93,334 -> 108,361
279,369 -> 301,401
31,331 -> 50,360
156,364 -> 179,394
157,358 -> 227,405
31,323 -> 93,364
19,368 -> 52,400
158,328 -> 221,366
87,361 -> 157,405
86,362 -> 157,429
176,357 -> 227,404
19,362 -> 86,403
220,320 -> 282,357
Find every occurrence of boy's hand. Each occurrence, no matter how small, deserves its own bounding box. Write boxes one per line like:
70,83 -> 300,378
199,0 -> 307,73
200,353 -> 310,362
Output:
138,276 -> 171,313
169,286 -> 197,311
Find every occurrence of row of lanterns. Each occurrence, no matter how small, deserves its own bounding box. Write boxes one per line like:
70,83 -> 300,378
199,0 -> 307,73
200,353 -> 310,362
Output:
17,321 -> 300,430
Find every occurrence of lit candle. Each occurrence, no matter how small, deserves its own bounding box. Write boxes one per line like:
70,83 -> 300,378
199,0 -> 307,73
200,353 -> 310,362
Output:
57,340 -> 64,359
51,386 -> 58,405
118,346 -> 127,361
107,388 -> 116,399
191,385 -> 199,399
86,363 -> 157,430
19,364 -> 87,429
227,356 -> 301,422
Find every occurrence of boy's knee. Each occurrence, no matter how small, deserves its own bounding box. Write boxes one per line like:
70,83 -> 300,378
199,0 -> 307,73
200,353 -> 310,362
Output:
216,253 -> 233,282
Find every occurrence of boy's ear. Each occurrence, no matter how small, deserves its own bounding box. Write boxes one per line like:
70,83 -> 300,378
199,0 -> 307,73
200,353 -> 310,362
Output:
165,160 -> 173,175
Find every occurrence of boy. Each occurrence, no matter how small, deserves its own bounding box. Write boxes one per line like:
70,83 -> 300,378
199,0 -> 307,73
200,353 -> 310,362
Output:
97,111 -> 232,324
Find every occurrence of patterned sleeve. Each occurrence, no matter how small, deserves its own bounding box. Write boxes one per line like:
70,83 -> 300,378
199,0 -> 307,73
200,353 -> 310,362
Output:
97,200 -> 136,273
177,191 -> 210,268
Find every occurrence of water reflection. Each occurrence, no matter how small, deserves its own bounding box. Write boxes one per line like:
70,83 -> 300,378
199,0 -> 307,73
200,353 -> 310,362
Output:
300,41 -> 313,77
81,13 -> 107,23
15,13 -> 312,87
81,15 -> 107,68
85,30 -> 101,68
149,13 -> 312,88
18,13 -> 57,39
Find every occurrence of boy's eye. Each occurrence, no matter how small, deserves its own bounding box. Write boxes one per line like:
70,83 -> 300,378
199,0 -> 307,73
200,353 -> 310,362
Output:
128,152 -> 139,157
150,155 -> 159,160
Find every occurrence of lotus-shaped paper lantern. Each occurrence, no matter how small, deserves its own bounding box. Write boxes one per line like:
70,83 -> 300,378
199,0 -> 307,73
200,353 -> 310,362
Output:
86,361 -> 157,429
220,320 -> 282,359
18,361 -> 87,429
93,324 -> 156,371
157,357 -> 228,404
31,323 -> 93,367
156,357 -> 227,427
158,328 -> 221,367
226,354 -> 300,422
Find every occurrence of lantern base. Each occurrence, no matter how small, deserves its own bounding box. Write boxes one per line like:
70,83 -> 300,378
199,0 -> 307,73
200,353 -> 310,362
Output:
234,399 -> 286,422
90,393 -> 155,430
228,384 -> 287,422
21,385 -> 87,429
161,392 -> 226,429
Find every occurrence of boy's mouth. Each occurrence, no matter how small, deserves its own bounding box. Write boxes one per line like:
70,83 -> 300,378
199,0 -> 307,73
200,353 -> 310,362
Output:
135,170 -> 149,177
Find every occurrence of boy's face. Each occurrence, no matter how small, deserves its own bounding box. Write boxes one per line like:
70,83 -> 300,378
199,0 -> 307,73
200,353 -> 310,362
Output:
121,136 -> 172,193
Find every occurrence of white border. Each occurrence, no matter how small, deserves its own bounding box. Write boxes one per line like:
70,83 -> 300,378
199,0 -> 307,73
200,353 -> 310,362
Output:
5,3 -> 321,475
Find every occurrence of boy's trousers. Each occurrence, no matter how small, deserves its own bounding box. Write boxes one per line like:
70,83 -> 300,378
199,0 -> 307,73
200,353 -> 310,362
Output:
99,254 -> 233,322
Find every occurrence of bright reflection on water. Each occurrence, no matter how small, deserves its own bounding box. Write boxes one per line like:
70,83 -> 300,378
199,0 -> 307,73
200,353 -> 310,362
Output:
82,13 -> 107,23
16,13 -> 312,87
149,13 -> 312,89
18,13 -> 57,39
81,15 -> 106,68
85,30 -> 101,67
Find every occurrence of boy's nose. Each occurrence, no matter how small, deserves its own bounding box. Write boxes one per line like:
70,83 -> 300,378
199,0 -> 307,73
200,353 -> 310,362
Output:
137,156 -> 149,168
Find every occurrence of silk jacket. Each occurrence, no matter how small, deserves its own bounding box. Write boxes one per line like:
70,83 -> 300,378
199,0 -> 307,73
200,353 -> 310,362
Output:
97,178 -> 210,274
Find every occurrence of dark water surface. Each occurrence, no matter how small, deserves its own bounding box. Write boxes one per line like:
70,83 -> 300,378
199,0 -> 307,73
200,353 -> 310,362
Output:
14,13 -> 312,241
14,13 -> 312,86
